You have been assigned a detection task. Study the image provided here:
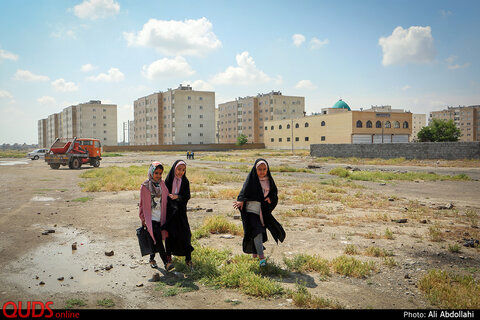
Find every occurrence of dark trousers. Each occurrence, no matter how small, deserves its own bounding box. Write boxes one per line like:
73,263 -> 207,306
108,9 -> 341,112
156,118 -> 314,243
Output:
150,221 -> 168,265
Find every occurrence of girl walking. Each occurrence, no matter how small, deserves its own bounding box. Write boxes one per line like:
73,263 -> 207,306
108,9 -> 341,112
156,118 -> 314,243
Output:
233,158 -> 285,266
139,162 -> 174,271
164,160 -> 194,268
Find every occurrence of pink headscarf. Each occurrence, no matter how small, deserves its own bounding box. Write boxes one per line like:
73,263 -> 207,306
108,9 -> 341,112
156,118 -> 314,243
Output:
256,160 -> 270,197
172,160 -> 186,195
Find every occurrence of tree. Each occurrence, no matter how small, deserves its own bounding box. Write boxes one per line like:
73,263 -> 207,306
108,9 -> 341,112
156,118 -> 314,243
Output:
417,119 -> 461,142
236,134 -> 248,146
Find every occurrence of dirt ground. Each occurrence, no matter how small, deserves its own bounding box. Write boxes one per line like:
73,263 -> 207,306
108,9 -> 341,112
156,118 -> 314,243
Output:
0,152 -> 479,310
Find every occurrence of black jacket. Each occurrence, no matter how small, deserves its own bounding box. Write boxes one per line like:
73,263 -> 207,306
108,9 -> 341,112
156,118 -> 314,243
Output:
163,160 -> 194,256
237,158 -> 286,254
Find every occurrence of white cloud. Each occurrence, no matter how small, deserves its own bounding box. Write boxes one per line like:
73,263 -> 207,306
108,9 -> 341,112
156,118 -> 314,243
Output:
211,51 -> 281,86
87,67 -> 125,82
51,29 -> 76,39
292,34 -> 306,47
445,55 -> 470,70
309,37 -> 329,49
295,80 -> 317,90
0,90 -> 13,99
182,80 -> 214,91
440,9 -> 452,17
81,63 -> 97,72
0,48 -> 18,61
124,17 -> 222,57
37,96 -> 56,106
402,85 -> 411,91
14,69 -> 50,82
73,0 -> 120,20
51,78 -> 79,92
142,57 -> 195,80
378,26 -> 436,66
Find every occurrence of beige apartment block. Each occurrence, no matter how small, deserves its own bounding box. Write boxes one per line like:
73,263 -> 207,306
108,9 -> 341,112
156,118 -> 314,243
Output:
46,113 -> 60,147
218,91 -> 305,144
74,101 -> 117,146
39,100 -> 118,148
264,101 -> 412,150
134,84 -> 215,145
38,119 -> 47,148
430,105 -> 480,142
411,114 -> 427,142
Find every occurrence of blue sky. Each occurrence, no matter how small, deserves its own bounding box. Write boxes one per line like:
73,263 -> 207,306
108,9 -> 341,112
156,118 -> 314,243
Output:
1,0 -> 479,144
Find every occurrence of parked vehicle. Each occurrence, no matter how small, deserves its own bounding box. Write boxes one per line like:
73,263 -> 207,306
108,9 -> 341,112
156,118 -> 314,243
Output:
27,148 -> 48,160
45,137 -> 102,169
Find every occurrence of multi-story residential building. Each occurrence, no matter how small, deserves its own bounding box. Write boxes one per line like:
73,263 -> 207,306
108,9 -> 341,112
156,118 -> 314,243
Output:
411,114 -> 427,142
133,84 -> 215,145
217,91 -> 305,144
264,100 -> 412,149
37,119 -> 47,148
46,113 -> 60,147
38,100 -> 118,147
429,105 -> 480,142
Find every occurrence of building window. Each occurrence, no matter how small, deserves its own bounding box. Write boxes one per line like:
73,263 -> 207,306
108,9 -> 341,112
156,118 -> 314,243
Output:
385,121 -> 391,128
394,121 -> 400,128
321,121 -> 325,126
279,138 -> 282,142
321,136 -> 326,141
271,138 -> 274,142
403,121 -> 409,129
271,126 -> 274,130
366,120 -> 372,128
305,122 -> 309,127
279,125 -> 282,129
295,123 -> 299,128
287,137 -> 290,142
265,126 -> 268,130
295,137 -> 299,141
305,137 -> 309,141
356,120 -> 363,128
376,121 -> 382,128
287,124 -> 290,129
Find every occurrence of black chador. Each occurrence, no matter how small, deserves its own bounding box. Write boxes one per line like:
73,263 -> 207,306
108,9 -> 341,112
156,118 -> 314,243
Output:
237,158 -> 286,254
163,160 -> 194,258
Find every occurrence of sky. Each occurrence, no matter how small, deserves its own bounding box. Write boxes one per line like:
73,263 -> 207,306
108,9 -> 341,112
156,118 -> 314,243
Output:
0,0 -> 479,144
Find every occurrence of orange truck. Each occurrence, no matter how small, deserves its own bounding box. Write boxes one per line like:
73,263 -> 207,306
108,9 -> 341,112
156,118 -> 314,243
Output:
45,137 -> 102,169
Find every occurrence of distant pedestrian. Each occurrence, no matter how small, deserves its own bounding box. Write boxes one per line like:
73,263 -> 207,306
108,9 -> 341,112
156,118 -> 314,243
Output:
164,160 -> 194,268
139,162 -> 174,271
233,158 -> 285,266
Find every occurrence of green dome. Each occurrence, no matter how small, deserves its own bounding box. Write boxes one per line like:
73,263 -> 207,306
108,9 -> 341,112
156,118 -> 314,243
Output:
332,99 -> 351,111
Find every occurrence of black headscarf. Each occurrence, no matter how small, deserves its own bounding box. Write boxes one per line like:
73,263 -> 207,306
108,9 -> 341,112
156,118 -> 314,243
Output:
237,158 -> 278,204
164,160 -> 189,196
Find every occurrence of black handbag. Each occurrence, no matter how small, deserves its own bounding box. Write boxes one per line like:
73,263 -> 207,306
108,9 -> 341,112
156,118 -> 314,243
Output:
136,226 -> 154,256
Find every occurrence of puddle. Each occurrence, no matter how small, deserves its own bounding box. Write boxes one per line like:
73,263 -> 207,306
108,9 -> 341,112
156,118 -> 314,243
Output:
0,160 -> 29,166
3,226 -> 145,294
31,196 -> 57,202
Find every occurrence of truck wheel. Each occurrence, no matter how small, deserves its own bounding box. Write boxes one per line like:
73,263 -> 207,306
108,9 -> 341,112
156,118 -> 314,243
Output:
70,158 -> 81,169
92,159 -> 100,167
50,163 -> 60,169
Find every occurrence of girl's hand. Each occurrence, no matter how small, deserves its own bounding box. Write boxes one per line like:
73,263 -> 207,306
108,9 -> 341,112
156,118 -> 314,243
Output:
233,201 -> 243,210
265,197 -> 271,204
169,194 -> 178,200
142,220 -> 146,227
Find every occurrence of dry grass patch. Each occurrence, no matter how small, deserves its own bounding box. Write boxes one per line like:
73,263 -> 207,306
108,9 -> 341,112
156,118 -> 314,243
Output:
419,269 -> 480,308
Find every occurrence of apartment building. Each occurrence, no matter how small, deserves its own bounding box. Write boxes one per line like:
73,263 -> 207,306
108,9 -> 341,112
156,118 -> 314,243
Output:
411,114 -> 427,142
133,84 -> 216,145
217,91 -> 305,144
430,105 -> 480,142
264,100 -> 412,149
37,119 -> 47,148
38,100 -> 118,148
